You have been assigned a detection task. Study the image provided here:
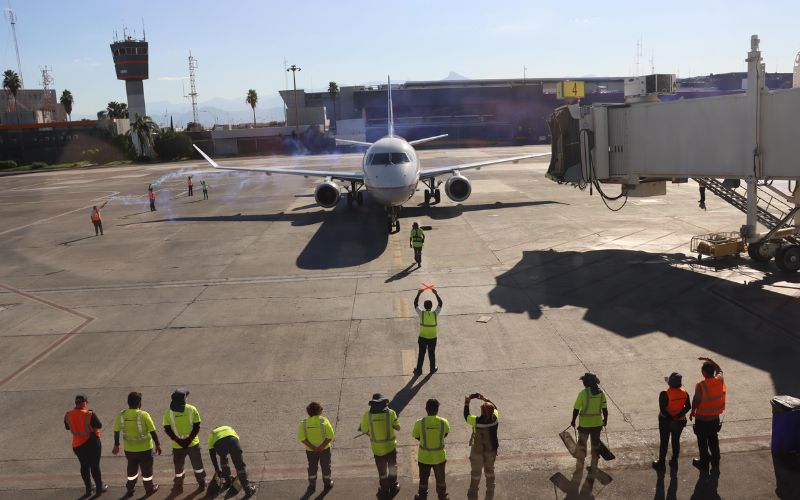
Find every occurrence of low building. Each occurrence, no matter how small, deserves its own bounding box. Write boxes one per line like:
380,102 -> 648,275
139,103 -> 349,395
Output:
0,89 -> 67,125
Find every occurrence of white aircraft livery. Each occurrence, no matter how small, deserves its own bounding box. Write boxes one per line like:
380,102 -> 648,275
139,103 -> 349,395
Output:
194,77 -> 550,232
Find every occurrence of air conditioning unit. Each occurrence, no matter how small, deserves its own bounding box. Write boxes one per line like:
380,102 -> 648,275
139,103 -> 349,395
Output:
624,74 -> 676,98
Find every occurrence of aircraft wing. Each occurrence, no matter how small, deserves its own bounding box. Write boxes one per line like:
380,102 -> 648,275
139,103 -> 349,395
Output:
419,152 -> 551,179
193,145 -> 364,182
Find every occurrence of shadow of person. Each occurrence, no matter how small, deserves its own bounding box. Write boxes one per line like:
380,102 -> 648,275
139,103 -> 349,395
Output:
388,373 -> 434,416
690,469 -> 720,500
654,468 -> 679,500
385,264 -> 417,283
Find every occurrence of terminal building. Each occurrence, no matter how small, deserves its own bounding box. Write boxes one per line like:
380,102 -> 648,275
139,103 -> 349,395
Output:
283,72 -> 794,146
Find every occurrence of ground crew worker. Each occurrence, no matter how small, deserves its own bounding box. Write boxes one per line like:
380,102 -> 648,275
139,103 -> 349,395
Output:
698,180 -> 707,210
412,398 -> 450,500
360,393 -> 401,498
207,425 -> 257,497
113,392 -> 161,497
201,180 -> 209,200
298,401 -> 335,493
652,372 -> 691,471
690,357 -> 725,471
414,288 -> 443,375
410,222 -> 425,267
90,201 -> 108,236
570,372 -> 608,477
162,389 -> 206,492
464,393 -> 499,500
148,185 -> 156,212
187,175 -> 194,196
64,394 -> 107,498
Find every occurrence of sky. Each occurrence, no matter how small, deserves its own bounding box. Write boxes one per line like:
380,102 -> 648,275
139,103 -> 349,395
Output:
2,0 -> 799,119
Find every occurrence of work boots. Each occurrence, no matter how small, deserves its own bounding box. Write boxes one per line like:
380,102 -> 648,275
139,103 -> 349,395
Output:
143,481 -> 159,497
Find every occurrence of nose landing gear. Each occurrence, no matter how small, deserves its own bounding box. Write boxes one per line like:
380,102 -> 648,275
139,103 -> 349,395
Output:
386,206 -> 401,233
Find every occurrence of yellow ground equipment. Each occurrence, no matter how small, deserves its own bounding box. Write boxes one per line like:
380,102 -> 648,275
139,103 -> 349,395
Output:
690,232 -> 746,261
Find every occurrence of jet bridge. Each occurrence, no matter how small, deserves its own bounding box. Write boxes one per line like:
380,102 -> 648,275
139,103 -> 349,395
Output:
547,35 -> 800,271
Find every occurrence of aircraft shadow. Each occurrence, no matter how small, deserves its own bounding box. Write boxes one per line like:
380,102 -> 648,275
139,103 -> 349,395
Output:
402,200 -> 565,220
488,248 -> 800,395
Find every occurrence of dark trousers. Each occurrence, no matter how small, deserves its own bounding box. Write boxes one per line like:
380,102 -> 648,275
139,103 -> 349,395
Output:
215,437 -> 251,487
658,417 -> 685,461
188,185 -> 193,196
173,445 -> 206,486
699,186 -> 706,203
374,449 -> 397,493
306,448 -> 332,487
92,220 -> 103,235
414,247 -> 423,265
417,461 -> 447,499
693,418 -> 721,465
416,337 -> 437,371
149,200 -> 156,211
203,189 -> 208,200
73,437 -> 102,491
125,450 -> 156,493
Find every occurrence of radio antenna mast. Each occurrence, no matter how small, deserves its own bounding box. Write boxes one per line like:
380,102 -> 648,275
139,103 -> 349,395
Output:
4,5 -> 24,87
187,52 -> 199,125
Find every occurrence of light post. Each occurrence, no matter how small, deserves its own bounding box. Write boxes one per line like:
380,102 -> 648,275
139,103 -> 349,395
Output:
287,64 -> 301,136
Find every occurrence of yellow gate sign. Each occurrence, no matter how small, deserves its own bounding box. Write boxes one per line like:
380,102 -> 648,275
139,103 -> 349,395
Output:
556,81 -> 585,99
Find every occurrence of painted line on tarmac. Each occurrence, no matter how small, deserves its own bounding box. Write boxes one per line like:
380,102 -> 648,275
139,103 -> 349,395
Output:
0,193 -> 118,237
0,282 -> 94,388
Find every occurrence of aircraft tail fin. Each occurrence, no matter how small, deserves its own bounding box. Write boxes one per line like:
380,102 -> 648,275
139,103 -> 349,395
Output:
387,76 -> 395,136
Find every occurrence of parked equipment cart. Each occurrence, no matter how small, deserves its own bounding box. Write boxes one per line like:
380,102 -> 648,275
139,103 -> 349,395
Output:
690,232 -> 746,261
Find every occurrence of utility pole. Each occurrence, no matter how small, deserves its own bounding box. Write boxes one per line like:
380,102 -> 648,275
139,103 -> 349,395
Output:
523,65 -> 527,84
40,66 -> 53,122
4,6 -> 24,87
287,64 -> 301,136
283,57 -> 289,122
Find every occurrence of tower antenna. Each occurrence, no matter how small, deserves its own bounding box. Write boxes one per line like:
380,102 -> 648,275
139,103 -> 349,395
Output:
4,5 -> 24,87
187,52 -> 199,125
40,66 -> 54,122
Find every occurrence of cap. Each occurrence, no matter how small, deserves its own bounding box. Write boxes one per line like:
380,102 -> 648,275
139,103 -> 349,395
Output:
369,393 -> 388,404
75,394 -> 88,404
579,372 -> 599,383
665,372 -> 683,387
172,388 -> 189,398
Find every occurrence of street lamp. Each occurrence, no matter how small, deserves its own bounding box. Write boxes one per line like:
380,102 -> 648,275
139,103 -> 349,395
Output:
287,64 -> 301,136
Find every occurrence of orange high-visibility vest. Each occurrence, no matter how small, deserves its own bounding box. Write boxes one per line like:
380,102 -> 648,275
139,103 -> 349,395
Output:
148,191 -> 155,200
187,178 -> 193,186
91,210 -> 101,222
695,375 -> 726,417
665,387 -> 688,420
65,409 -> 99,448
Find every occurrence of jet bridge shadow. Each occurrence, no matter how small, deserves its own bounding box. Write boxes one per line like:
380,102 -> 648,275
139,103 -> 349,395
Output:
402,199 -> 565,220
488,248 -> 800,395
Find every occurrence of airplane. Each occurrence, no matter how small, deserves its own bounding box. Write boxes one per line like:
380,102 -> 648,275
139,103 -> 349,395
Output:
193,78 -> 551,233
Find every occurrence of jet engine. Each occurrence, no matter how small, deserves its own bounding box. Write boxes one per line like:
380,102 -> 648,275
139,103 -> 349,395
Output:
444,174 -> 472,202
314,181 -> 341,208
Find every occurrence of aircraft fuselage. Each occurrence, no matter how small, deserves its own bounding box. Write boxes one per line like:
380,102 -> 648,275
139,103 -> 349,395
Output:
361,136 -> 420,207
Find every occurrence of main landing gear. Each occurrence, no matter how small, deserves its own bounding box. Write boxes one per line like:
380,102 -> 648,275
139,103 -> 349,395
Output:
346,181 -> 365,208
422,178 -> 441,205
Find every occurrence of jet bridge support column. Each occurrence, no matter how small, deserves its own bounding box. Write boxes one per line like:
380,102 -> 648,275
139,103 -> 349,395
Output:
742,35 -> 764,241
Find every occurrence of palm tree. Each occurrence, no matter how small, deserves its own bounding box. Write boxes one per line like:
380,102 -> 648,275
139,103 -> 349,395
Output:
128,113 -> 159,157
3,70 -> 22,123
327,81 -> 339,131
106,101 -> 129,119
60,90 -> 74,121
246,89 -> 258,126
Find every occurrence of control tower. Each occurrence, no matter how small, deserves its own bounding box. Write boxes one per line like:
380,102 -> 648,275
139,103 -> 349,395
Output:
110,31 -> 149,122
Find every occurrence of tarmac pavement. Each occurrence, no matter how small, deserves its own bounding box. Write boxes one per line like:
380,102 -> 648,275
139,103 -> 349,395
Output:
0,146 -> 798,499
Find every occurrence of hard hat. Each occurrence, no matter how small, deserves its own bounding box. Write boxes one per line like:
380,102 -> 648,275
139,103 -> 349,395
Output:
369,393 -> 388,405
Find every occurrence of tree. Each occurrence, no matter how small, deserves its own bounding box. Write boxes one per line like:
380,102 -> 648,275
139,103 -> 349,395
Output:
60,90 -> 74,121
327,81 -> 339,131
3,70 -> 22,122
106,101 -> 129,119
128,113 -> 159,158
246,89 -> 258,126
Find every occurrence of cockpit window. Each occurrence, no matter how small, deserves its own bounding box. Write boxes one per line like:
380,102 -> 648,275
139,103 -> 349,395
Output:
369,152 -> 410,165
